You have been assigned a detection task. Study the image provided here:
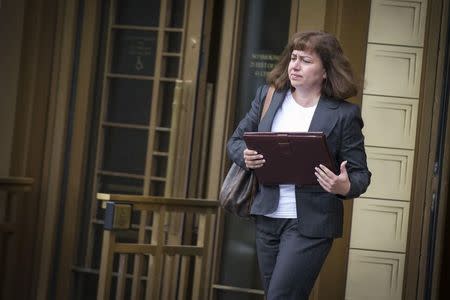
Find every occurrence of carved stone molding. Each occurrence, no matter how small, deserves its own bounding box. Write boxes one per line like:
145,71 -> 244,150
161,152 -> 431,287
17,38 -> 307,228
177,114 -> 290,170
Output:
368,0 -> 427,47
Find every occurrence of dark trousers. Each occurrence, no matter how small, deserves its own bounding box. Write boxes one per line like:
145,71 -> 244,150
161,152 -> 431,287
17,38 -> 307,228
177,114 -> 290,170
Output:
255,215 -> 333,300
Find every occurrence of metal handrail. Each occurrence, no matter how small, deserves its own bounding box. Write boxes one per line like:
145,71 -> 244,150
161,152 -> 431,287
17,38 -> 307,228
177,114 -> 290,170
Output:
96,192 -> 218,300
97,193 -> 218,208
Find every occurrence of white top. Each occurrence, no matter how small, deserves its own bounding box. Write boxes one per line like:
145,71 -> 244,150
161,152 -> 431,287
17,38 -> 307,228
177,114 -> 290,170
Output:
265,91 -> 318,218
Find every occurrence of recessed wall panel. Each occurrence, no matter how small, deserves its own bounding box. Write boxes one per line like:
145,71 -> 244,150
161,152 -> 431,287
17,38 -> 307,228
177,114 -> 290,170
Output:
368,0 -> 427,46
363,147 -> 414,201
362,95 -> 418,149
364,44 -> 423,98
350,198 -> 409,252
346,250 -> 405,300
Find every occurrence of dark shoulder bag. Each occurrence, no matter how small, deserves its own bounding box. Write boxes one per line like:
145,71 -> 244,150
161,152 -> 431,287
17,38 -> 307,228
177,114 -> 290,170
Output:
219,86 -> 275,217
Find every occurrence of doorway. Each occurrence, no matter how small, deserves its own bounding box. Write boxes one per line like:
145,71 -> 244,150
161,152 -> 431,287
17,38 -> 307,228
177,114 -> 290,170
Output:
208,1 -> 371,299
211,1 -> 297,298
71,0 -> 209,298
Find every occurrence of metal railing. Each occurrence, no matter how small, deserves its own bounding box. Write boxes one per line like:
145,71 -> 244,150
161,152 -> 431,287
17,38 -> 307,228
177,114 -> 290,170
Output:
96,193 -> 218,300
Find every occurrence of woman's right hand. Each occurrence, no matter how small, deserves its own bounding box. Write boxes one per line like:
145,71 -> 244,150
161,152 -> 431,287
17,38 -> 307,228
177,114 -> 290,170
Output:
244,148 -> 265,169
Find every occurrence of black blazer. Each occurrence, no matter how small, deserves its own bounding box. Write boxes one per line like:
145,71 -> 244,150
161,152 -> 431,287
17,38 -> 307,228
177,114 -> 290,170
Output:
227,85 -> 371,238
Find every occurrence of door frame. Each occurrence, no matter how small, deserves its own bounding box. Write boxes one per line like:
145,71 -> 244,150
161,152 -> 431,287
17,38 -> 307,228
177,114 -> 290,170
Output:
404,0 -> 450,298
207,0 -> 371,299
35,0 -> 102,298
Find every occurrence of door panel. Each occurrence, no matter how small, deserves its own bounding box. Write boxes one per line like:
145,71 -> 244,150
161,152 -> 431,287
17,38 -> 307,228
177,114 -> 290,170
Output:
73,0 -> 206,298
211,1 -> 300,298
211,1 -> 370,299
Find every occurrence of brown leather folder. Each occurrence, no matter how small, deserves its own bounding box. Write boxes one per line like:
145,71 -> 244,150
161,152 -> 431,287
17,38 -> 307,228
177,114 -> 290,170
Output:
243,132 -> 335,185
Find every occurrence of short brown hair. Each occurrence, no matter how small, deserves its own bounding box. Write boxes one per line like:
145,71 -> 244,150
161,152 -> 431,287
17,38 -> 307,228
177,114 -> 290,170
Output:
267,31 -> 358,99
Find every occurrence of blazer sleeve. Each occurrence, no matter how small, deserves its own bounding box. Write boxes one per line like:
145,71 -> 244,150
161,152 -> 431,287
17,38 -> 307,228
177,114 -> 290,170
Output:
338,104 -> 371,199
226,85 -> 267,169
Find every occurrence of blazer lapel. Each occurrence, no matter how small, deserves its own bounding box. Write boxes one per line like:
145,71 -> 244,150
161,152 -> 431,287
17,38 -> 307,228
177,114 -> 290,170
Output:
258,90 -> 340,136
308,96 -> 340,137
258,89 -> 288,132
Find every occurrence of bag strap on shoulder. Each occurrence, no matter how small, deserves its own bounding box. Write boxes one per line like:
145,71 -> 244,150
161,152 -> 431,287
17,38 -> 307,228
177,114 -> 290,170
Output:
261,86 -> 275,120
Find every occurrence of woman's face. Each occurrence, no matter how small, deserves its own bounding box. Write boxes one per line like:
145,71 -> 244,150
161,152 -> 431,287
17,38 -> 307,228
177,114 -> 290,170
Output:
288,49 -> 326,91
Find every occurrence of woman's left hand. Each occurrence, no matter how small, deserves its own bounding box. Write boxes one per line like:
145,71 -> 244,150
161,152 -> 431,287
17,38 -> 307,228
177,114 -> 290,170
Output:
315,161 -> 351,196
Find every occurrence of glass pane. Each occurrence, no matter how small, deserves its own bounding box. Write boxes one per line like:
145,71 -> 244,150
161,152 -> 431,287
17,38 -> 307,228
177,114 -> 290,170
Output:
161,56 -> 180,78
92,226 -> 104,268
115,230 -> 139,243
234,0 -> 291,123
152,156 -> 167,177
115,0 -> 161,27
98,175 -> 144,195
107,78 -> 152,125
150,181 -> 165,196
111,29 -> 157,76
154,131 -> 170,152
165,31 -> 182,53
166,0 -> 185,28
158,82 -> 175,127
102,127 -> 148,174
219,215 -> 261,289
73,271 -> 98,300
